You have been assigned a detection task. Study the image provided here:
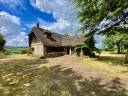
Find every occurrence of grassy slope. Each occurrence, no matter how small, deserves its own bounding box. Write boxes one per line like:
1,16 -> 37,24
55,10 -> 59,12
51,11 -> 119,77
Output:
82,52 -> 128,79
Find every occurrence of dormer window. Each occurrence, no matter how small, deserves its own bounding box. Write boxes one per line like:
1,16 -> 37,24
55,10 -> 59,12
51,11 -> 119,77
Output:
44,32 -> 56,41
44,32 -> 52,39
47,33 -> 51,39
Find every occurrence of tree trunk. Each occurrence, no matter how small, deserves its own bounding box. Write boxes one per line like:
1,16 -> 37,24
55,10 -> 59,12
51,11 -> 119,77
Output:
117,45 -> 121,54
120,45 -> 123,54
125,49 -> 128,64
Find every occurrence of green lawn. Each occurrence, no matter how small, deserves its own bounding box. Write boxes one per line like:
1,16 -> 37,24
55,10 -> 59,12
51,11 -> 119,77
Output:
0,55 -> 128,96
82,52 -> 128,80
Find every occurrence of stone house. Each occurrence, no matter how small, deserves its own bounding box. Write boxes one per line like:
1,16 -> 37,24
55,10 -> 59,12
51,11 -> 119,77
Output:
28,24 -> 85,57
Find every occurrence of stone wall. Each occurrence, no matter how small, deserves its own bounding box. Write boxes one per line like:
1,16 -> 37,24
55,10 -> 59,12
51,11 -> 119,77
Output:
31,36 -> 45,56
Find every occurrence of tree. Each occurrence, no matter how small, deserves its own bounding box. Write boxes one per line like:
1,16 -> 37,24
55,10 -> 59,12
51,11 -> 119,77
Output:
102,32 -> 127,54
63,32 -> 70,37
73,0 -> 128,63
0,33 -> 6,52
121,35 -> 128,63
103,36 -> 115,49
73,0 -> 128,33
75,35 -> 96,57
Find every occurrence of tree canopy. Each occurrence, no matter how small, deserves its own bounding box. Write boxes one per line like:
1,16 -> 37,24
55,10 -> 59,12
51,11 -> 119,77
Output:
73,0 -> 128,63
103,32 -> 128,53
73,0 -> 128,33
0,33 -> 6,51
75,34 -> 97,57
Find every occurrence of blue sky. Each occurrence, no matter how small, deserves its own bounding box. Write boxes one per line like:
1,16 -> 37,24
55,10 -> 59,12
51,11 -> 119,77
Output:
0,0 -> 103,47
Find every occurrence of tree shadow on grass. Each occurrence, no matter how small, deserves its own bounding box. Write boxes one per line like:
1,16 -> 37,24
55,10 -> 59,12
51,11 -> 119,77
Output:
0,60 -> 128,96
121,70 -> 128,73
49,65 -> 128,96
95,56 -> 126,66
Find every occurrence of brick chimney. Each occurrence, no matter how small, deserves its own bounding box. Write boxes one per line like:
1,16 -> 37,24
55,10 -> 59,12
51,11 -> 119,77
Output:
37,22 -> 39,28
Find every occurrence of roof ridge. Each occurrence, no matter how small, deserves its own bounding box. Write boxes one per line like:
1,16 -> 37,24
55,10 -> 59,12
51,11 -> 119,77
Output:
38,27 -> 64,36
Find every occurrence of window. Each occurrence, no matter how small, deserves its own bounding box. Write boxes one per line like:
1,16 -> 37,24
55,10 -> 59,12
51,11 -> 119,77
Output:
44,32 -> 55,41
32,48 -> 34,52
47,34 -> 51,39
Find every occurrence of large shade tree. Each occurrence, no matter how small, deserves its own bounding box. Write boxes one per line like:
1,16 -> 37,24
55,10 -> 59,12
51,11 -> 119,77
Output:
73,0 -> 128,63
73,0 -> 128,32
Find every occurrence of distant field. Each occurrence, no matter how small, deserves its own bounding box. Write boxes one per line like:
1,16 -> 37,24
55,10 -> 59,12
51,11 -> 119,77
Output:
82,52 -> 128,80
3,47 -> 29,55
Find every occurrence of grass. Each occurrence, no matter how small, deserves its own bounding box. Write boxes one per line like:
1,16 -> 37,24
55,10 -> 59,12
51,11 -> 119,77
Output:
0,54 -> 128,96
0,54 -> 39,60
82,52 -> 128,80
0,54 -> 7,59
0,55 -> 128,96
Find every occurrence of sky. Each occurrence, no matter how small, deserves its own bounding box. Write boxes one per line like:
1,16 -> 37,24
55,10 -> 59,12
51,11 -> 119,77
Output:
0,0 -> 103,47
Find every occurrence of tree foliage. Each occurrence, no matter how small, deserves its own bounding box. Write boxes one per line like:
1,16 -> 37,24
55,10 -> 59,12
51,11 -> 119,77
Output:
103,32 -> 128,53
63,32 -> 70,37
0,33 -> 6,51
72,0 -> 128,33
103,36 -> 115,49
73,0 -> 128,63
75,35 -> 97,57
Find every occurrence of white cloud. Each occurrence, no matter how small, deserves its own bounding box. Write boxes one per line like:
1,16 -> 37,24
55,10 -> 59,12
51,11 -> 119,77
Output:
0,0 -> 23,9
1,29 -> 28,47
45,19 -> 70,30
0,11 -> 28,47
29,0 -> 81,35
0,11 -> 20,25
0,0 -> 22,5
39,19 -> 71,33
6,32 -> 28,47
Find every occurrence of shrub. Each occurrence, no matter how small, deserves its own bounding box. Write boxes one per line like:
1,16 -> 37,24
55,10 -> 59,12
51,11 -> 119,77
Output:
19,48 -> 32,54
3,49 -> 10,55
